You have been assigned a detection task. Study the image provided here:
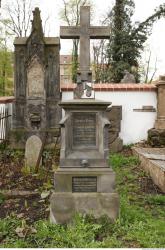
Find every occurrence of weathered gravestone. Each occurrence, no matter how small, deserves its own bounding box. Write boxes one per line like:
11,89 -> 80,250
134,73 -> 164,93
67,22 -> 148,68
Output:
50,6 -> 119,224
10,7 -> 61,148
106,106 -> 123,153
25,135 -> 42,167
120,70 -> 136,83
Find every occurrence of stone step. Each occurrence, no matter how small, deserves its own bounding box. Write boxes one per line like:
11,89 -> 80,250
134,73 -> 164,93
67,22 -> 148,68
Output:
142,153 -> 165,162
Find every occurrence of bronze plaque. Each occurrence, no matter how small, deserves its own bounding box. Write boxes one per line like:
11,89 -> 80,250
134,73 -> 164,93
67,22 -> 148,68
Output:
72,176 -> 97,192
73,113 -> 96,146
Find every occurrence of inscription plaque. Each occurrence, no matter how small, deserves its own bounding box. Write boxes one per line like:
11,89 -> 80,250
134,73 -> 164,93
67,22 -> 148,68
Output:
73,113 -> 96,146
27,57 -> 44,97
72,176 -> 97,192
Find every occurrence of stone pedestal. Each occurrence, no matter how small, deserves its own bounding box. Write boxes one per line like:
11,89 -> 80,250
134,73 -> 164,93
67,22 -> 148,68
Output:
148,76 -> 165,146
50,99 -> 119,223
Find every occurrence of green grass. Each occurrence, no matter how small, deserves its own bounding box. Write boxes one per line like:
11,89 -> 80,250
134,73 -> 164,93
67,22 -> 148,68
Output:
145,194 -> 165,205
0,153 -> 165,248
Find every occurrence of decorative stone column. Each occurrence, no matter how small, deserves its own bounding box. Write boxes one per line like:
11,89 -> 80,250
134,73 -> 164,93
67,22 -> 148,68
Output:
155,76 -> 165,129
148,76 -> 165,146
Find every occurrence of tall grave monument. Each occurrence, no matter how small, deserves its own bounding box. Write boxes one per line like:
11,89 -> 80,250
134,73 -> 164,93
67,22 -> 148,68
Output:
50,6 -> 119,223
11,8 -> 61,148
148,76 -> 165,146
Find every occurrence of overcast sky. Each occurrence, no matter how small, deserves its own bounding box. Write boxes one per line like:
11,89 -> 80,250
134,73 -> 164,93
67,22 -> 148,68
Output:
3,0 -> 165,80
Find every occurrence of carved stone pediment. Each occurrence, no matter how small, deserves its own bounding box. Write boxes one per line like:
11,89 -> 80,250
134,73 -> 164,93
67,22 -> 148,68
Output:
26,7 -> 45,63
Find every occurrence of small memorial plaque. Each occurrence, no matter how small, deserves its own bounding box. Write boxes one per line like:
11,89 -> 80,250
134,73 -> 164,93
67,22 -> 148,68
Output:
73,113 -> 96,146
72,176 -> 97,192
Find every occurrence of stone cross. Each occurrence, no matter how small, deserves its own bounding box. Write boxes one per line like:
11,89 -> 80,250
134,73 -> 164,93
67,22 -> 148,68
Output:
60,6 -> 110,82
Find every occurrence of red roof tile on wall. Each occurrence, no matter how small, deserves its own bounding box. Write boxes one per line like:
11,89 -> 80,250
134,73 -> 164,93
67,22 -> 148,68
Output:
0,96 -> 15,104
61,83 -> 157,92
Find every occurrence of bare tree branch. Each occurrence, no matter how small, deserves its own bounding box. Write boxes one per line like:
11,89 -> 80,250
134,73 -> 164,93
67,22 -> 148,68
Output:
145,50 -> 151,83
4,0 -> 34,37
62,0 -> 71,26
149,57 -> 157,83
43,15 -> 50,36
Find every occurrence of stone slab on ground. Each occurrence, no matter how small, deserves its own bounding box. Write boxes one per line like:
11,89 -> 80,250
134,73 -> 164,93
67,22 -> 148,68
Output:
50,192 -> 119,224
142,153 -> 165,161
25,135 -> 42,167
132,147 -> 165,193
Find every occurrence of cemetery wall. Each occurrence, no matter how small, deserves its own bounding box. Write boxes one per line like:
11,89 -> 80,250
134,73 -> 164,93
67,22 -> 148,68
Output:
0,97 -> 14,142
61,84 -> 157,145
0,97 -> 14,115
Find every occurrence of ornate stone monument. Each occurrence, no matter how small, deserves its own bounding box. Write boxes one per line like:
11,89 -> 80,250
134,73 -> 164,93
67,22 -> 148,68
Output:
148,76 -> 165,146
11,8 -> 61,148
50,6 -> 119,223
50,99 -> 119,223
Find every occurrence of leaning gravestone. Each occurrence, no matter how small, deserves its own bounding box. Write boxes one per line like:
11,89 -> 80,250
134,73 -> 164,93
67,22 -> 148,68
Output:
25,135 -> 42,167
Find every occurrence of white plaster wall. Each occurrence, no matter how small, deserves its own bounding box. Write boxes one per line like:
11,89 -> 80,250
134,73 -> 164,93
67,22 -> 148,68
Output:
62,91 -> 157,145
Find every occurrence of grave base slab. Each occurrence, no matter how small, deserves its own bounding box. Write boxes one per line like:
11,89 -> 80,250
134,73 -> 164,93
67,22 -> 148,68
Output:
50,192 -> 119,224
50,167 -> 119,224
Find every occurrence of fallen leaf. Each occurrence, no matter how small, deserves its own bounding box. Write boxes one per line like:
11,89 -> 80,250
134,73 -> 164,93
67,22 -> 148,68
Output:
17,213 -> 24,219
15,227 -> 26,238
30,227 -> 37,234
32,174 -> 38,177
6,172 -> 14,177
38,199 -> 45,203
45,207 -> 50,212
41,191 -> 50,199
